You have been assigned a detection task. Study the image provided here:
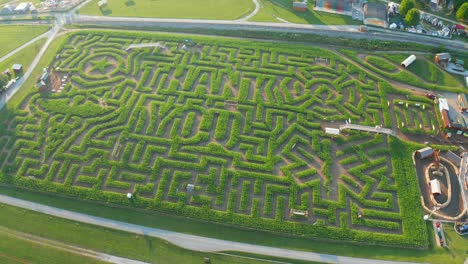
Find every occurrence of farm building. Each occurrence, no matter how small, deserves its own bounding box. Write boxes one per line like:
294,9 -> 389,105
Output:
37,68 -> 50,90
401,55 -> 416,68
430,179 -> 441,195
459,94 -> 468,113
314,0 -> 355,16
14,2 -> 30,13
434,53 -> 451,66
440,109 -> 451,129
0,4 -> 15,14
444,151 -> 461,165
293,0 -> 308,12
416,147 -> 434,159
362,2 -> 388,28
12,64 -> 23,74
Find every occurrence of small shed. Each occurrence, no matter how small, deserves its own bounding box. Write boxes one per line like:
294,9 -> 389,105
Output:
430,179 -> 441,195
293,1 -> 308,12
325,127 -> 340,135
401,55 -> 416,68
435,53 -> 451,64
416,147 -> 433,159
12,64 -> 23,74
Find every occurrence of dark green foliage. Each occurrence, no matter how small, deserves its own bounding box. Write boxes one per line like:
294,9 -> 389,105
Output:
0,30 -> 432,249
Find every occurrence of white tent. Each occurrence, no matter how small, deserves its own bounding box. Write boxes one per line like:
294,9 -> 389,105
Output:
325,128 -> 340,135
438,98 -> 449,112
430,179 -> 441,195
401,55 -> 416,68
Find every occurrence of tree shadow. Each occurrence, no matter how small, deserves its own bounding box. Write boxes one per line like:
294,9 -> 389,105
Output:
100,8 -> 113,16
125,0 -> 135,7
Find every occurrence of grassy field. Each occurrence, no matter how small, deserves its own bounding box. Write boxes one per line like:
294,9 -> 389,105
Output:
0,28 -> 465,263
78,0 -> 254,19
0,25 -> 49,59
0,186 -> 467,264
0,30 -> 434,248
0,38 -> 46,78
0,202 -> 316,264
0,228 -> 107,264
250,0 -> 360,25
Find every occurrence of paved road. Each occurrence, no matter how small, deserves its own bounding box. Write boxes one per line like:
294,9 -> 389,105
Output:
0,23 -> 60,110
0,194 -> 423,264
71,15 -> 467,52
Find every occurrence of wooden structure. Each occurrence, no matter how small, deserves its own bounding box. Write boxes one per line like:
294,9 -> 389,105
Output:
430,179 -> 441,196
12,64 -> 23,74
416,147 -> 434,159
434,53 -> 451,65
293,1 -> 308,12
290,209 -> 309,217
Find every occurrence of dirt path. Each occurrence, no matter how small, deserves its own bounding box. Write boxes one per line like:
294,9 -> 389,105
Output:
0,226 -> 149,264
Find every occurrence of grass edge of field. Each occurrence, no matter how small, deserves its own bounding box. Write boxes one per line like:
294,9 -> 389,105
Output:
0,203 -> 321,264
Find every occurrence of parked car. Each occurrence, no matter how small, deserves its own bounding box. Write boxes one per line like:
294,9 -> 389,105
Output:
425,93 -> 436,100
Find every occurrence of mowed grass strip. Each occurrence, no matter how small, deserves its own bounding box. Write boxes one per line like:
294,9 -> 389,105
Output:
250,0 -> 360,25
0,38 -> 46,78
0,25 -> 50,58
0,202 -> 307,264
0,229 -> 107,264
79,0 -> 254,20
0,187 -> 467,264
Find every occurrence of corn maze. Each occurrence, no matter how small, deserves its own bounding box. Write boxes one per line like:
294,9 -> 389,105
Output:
0,31 -> 430,247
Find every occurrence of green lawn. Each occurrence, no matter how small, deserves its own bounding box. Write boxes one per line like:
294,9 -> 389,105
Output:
250,0 -> 360,25
0,25 -> 49,59
0,38 -> 46,78
0,203 -> 314,264
0,229 -> 107,264
0,186 -> 467,264
78,0 -> 254,19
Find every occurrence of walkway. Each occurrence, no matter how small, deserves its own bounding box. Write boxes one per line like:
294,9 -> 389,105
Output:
458,152 -> 468,216
125,42 -> 164,51
0,194 -> 422,264
339,124 -> 397,136
237,0 -> 260,21
0,23 -> 60,110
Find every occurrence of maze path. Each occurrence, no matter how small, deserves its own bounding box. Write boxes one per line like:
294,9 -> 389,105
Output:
0,32 -> 433,245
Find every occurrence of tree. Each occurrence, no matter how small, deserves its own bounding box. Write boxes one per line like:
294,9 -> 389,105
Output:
453,0 -> 465,12
400,0 -> 415,16
405,8 -> 421,27
456,3 -> 468,22
0,74 -> 9,89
